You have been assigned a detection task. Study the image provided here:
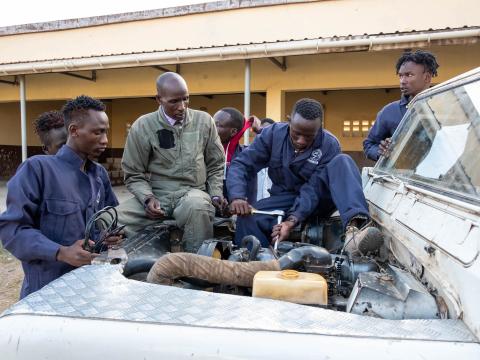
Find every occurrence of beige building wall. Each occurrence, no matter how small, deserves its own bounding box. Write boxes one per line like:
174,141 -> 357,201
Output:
109,93 -> 266,148
0,100 -> 114,147
0,94 -> 266,149
0,44 -> 478,149
0,0 -> 477,65
0,100 -> 66,146
0,1 -> 478,178
110,98 -> 157,149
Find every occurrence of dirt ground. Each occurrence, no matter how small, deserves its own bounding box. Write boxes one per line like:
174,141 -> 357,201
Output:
0,184 -> 133,313
0,181 -> 21,313
0,246 -> 23,312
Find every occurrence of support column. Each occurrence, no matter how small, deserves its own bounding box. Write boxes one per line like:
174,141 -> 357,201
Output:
266,87 -> 285,122
243,59 -> 251,145
19,75 -> 27,162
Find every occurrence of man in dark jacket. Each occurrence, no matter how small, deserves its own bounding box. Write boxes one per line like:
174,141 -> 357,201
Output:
214,107 -> 257,204
0,95 -> 120,298
227,98 -> 375,249
363,50 -> 439,161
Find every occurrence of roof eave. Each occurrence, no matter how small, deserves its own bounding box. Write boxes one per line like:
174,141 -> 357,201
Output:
0,28 -> 479,76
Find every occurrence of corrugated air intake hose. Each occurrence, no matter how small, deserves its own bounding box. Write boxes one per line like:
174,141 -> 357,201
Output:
146,245 -> 331,287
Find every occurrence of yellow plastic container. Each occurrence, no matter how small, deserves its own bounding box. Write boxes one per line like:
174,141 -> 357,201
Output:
252,270 -> 328,305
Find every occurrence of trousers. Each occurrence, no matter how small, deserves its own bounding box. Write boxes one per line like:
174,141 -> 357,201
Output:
112,188 -> 215,253
235,154 -> 369,247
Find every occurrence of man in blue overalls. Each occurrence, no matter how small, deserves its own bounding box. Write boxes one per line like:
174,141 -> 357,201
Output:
227,98 -> 377,251
0,95 -> 120,298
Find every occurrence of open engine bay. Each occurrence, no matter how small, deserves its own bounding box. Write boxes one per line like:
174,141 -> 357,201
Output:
115,213 -> 441,321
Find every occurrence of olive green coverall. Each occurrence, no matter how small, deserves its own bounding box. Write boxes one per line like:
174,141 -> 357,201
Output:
117,107 -> 225,252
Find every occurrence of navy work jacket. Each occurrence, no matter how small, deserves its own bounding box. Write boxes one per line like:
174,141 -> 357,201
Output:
363,96 -> 409,161
227,123 -> 341,222
0,145 -> 118,298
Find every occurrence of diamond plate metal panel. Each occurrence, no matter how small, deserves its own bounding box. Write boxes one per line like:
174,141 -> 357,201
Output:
1,265 -> 477,343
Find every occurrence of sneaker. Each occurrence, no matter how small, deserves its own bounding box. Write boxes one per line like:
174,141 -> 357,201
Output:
343,225 -> 384,256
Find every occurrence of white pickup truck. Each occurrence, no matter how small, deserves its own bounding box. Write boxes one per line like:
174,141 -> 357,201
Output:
1,67 -> 479,359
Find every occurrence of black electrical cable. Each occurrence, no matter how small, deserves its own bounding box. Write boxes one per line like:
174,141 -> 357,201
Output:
83,206 -> 119,252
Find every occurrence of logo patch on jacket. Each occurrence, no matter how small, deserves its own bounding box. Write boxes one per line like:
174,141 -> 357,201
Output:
307,149 -> 322,164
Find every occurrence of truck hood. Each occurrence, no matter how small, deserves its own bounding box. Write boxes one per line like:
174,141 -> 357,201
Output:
1,264 -> 476,343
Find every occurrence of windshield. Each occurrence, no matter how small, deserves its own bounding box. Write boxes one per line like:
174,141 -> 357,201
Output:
377,79 -> 480,202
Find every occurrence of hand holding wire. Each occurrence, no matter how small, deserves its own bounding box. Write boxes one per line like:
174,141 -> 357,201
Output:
83,206 -> 125,253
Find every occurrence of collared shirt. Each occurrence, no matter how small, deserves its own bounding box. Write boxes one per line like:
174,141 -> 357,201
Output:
0,145 -> 118,298
161,106 -> 180,127
363,96 -> 409,161
227,123 -> 341,222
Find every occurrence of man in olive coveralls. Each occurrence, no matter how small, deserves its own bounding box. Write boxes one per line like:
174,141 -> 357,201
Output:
117,72 -> 225,252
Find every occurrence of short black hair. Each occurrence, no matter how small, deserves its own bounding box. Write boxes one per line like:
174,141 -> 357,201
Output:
34,110 -> 64,136
261,118 -> 275,125
396,50 -> 439,77
62,95 -> 106,128
291,98 -> 323,124
219,107 -> 244,131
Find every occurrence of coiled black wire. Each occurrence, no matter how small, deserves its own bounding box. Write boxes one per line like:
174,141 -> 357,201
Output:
83,206 -> 119,253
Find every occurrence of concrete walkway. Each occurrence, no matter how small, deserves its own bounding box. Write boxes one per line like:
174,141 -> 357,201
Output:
0,181 -> 133,213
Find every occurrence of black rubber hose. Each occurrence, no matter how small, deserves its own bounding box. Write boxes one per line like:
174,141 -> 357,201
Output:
123,258 -> 157,278
278,245 -> 331,270
240,235 -> 261,261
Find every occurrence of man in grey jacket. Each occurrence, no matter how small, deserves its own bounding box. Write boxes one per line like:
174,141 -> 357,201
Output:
118,72 -> 225,252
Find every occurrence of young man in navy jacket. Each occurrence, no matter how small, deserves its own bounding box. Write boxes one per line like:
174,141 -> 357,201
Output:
227,98 -> 379,252
0,96 -> 120,298
363,50 -> 439,161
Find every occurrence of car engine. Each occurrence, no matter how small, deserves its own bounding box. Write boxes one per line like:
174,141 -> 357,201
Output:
117,215 -> 440,320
